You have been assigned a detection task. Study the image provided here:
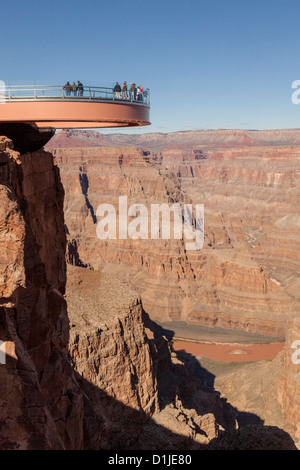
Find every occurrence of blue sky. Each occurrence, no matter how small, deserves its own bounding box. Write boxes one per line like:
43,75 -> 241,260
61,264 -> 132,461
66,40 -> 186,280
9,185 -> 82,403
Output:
2,0 -> 300,133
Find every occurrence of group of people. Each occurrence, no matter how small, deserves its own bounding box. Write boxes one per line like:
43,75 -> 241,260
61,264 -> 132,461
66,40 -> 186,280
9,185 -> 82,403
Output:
63,81 -> 84,96
113,81 -> 148,102
62,80 -> 149,103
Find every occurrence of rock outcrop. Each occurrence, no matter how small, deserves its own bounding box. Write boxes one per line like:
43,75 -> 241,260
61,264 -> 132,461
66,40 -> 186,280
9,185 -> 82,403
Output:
207,425 -> 297,450
66,265 -> 231,449
277,317 -> 300,447
0,137 -> 84,449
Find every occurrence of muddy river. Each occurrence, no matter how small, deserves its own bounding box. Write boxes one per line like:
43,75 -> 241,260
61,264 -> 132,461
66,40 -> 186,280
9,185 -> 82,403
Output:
172,340 -> 285,362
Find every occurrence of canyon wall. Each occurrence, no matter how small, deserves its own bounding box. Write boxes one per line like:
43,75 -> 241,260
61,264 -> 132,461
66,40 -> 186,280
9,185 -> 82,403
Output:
277,317 -> 300,446
211,316 -> 300,448
0,137 -> 84,449
66,265 -> 232,449
48,128 -> 300,150
52,139 -> 300,337
167,145 -> 300,335
65,264 -> 299,450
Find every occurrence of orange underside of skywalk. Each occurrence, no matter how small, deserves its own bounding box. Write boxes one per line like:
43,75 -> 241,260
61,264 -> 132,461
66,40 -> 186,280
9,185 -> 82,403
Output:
0,100 -> 150,129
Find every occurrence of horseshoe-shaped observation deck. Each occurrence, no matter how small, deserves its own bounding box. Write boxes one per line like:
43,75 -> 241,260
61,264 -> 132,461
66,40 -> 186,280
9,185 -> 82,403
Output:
0,83 -> 150,153
0,84 -> 150,128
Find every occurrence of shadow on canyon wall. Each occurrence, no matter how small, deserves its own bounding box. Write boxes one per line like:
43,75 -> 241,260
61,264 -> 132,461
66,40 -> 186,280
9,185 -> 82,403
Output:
75,369 -> 297,451
142,313 -> 265,430
0,322 -> 297,451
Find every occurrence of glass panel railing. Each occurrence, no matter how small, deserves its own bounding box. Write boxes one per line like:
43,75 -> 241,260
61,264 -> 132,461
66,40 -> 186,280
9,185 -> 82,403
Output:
2,84 -> 150,106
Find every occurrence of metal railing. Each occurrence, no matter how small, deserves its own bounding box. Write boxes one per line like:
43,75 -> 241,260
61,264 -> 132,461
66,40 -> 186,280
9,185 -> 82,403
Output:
2,84 -> 150,107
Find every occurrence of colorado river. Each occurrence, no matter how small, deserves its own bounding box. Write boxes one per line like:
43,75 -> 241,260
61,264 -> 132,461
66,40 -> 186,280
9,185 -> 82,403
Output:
156,321 -> 285,362
172,340 -> 285,362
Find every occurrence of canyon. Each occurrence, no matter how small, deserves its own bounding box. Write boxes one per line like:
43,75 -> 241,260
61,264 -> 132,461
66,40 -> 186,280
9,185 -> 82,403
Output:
0,134 -> 243,449
48,129 -> 300,338
48,128 -> 300,447
48,128 -> 300,150
0,128 -> 299,450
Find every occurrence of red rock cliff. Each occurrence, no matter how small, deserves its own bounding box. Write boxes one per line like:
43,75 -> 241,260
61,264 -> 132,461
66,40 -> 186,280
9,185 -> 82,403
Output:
0,137 -> 84,449
277,317 -> 300,447
66,265 -> 232,449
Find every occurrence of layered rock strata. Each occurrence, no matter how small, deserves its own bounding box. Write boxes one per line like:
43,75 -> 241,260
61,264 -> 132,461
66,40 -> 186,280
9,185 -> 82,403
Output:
0,137 -> 84,449
53,142 -> 300,337
66,264 -> 299,450
66,264 -> 230,449
47,128 -> 300,151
